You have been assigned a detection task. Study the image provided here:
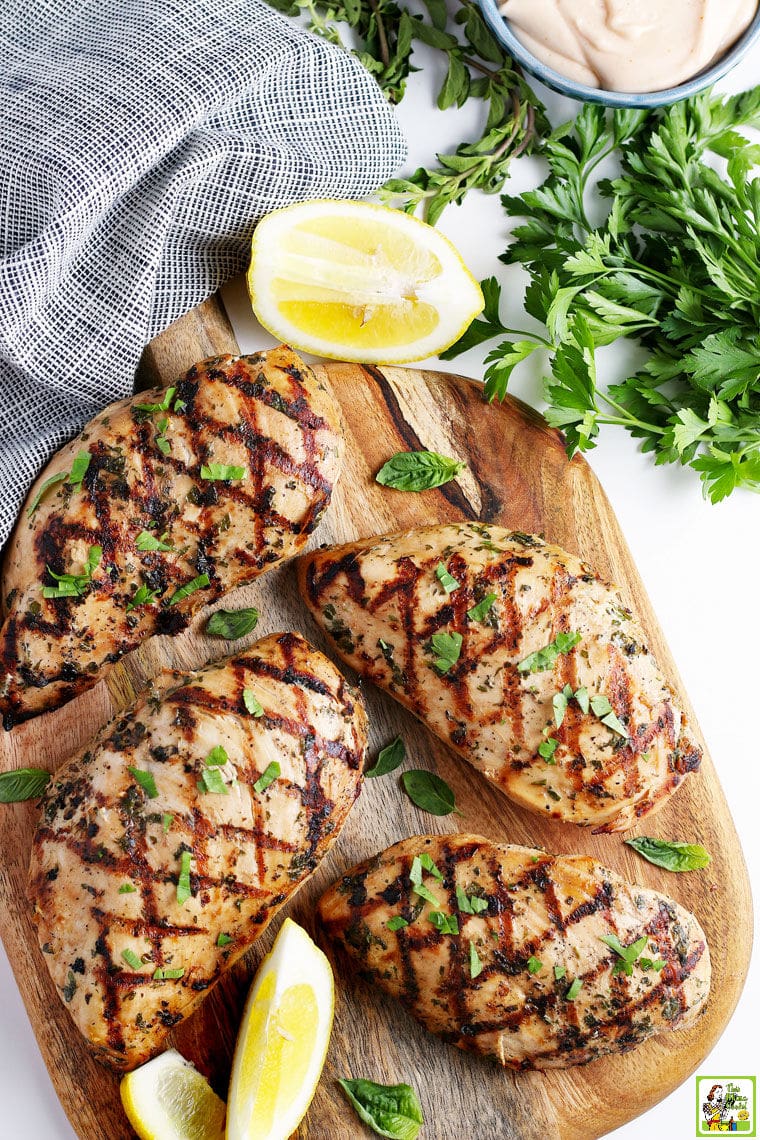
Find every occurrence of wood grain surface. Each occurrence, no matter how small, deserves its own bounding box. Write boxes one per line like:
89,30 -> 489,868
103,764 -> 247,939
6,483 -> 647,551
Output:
0,296 -> 752,1140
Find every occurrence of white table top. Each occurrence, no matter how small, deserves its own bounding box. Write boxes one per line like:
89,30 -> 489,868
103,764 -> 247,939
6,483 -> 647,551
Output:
1,28 -> 758,1140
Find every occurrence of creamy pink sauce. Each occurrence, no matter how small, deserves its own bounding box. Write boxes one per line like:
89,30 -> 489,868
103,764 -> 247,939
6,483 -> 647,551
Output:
500,0 -> 758,93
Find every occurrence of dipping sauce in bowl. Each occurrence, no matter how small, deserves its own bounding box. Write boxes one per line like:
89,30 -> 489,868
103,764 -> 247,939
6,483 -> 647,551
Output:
499,0 -> 758,93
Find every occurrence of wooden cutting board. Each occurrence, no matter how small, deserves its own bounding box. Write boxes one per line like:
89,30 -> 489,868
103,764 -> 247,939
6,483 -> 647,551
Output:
0,296 -> 751,1140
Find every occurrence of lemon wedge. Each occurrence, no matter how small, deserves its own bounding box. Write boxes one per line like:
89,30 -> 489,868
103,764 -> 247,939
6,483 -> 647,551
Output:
247,199 -> 484,363
225,917 -> 334,1140
120,1049 -> 226,1140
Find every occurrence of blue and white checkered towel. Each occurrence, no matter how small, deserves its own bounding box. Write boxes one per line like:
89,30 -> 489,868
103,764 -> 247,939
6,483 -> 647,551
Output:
0,0 -> 406,547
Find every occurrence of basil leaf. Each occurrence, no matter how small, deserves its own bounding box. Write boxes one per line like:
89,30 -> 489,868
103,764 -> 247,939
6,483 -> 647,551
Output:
205,746 -> 228,767
517,630 -> 581,674
456,884 -> 488,914
134,387 -> 176,414
590,694 -> 628,737
435,563 -> 460,594
199,767 -> 229,795
574,685 -> 590,714
253,761 -> 280,793
538,738 -> 559,762
527,955 -> 543,974
0,767 -> 50,803
168,573 -> 210,606
122,948 -> 143,970
366,736 -> 405,778
401,769 -> 461,816
466,592 -> 497,622
242,689 -> 264,717
68,451 -> 91,489
428,911 -> 459,935
565,978 -> 583,1001
27,471 -> 67,517
118,883 -> 137,894
127,583 -> 159,611
410,852 -> 443,882
338,1078 -> 423,1140
469,942 -> 483,978
387,916 -> 409,932
375,449 -> 466,492
43,544 -> 102,598
128,767 -> 158,799
153,967 -> 184,980
552,683 -> 574,728
162,813 -> 174,833
200,463 -> 246,481
176,850 -> 193,905
429,630 -> 462,673
600,933 -> 648,976
135,530 -> 173,552
625,836 -> 711,872
554,965 -> 566,980
216,933 -> 233,947
207,607 -> 259,640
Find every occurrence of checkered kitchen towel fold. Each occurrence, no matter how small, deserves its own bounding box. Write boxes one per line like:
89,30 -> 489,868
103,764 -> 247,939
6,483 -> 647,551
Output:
0,0 -> 406,547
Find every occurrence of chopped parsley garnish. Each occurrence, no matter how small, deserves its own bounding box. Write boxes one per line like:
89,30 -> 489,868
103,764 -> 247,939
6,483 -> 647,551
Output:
574,685 -> 589,713
176,850 -> 193,905
517,630 -> 581,674
42,544 -> 102,599
552,684 -> 574,728
243,689 -> 264,717
466,593 -> 497,622
153,966 -> 184,980
128,766 -> 158,799
27,471 -> 67,517
640,957 -> 666,972
161,813 -> 174,833
600,933 -> 649,976
135,530 -> 173,552
253,761 -> 280,794
565,978 -> 583,1001
200,463 -> 247,481
469,942 -> 483,979
134,387 -> 176,414
216,933 -> 233,947
118,883 -> 137,894
205,746 -> 228,766
429,911 -> 459,935
429,630 -> 462,673
527,956 -> 543,975
554,965 -> 566,980
127,583 -> 160,611
538,738 -> 559,763
387,916 -> 409,932
68,450 -> 91,489
435,563 -> 460,594
121,948 -> 143,971
590,694 -> 629,738
455,885 -> 488,915
155,418 -> 171,455
168,573 -> 210,606
410,852 -> 442,905
207,607 -> 259,640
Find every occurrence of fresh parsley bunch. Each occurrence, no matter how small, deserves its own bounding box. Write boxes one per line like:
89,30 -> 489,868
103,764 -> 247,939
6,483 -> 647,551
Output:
445,91 -> 760,501
264,0 -> 547,223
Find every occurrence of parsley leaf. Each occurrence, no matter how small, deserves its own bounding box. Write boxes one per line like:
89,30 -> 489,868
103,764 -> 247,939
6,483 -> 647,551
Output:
42,545 -> 102,599
242,689 -> 264,717
527,955 -> 543,975
176,850 -> 193,905
128,767 -> 158,799
517,630 -> 581,674
435,563 -> 460,594
469,942 -> 483,979
428,630 -> 463,673
590,694 -> 629,738
466,592 -> 497,622
387,915 -> 409,932
127,583 -> 160,611
600,933 -> 648,976
429,911 -> 459,935
565,978 -> 583,1001
121,948 -> 143,971
135,530 -> 173,552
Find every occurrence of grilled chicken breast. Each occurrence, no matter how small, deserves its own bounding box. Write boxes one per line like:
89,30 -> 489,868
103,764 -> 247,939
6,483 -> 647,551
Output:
28,632 -> 367,1069
1,346 -> 342,726
298,523 -> 700,831
318,834 -> 710,1070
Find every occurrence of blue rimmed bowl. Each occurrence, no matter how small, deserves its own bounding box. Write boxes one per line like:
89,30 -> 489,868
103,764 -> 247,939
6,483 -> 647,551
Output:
477,0 -> 760,108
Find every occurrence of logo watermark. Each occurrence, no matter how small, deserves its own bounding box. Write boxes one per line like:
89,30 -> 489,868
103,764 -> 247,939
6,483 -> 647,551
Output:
697,1076 -> 756,1135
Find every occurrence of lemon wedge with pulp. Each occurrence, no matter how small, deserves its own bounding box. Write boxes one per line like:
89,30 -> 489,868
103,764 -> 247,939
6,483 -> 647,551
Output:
120,1049 -> 226,1140
247,199 -> 484,363
225,917 -> 334,1140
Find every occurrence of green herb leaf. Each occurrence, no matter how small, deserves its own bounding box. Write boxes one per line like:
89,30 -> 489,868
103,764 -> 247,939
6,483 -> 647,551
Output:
338,1078 -> 423,1140
366,736 -> 405,778
176,850 -> 193,905
455,884 -> 488,914
640,957 -> 666,972
402,770 -> 461,816
198,767 -> 229,795
574,685 -> 590,714
27,471 -> 67,517
590,694 -> 629,738
128,767 -> 158,799
161,813 -> 174,833
435,563 -> 460,594
200,463 -> 246,481
600,933 -> 648,976
168,573 -> 210,606
253,761 -> 280,794
205,746 -> 228,767
625,836 -> 711,872
118,883 -> 137,894
68,451 -> 91,489
517,630 -> 581,674
469,942 -> 483,979
42,545 -> 102,599
466,593 -> 498,622
410,853 -> 443,882
429,911 -> 459,935
565,978 -> 583,1001
554,965 -> 566,980
527,955 -> 543,975
387,916 -> 409,932
121,948 -> 143,971
552,683 -> 574,728
242,689 -> 264,717
135,530 -> 173,552
428,630 -> 462,673
127,583 -> 160,611
538,738 -> 559,763
207,607 -> 259,640
134,387 -> 176,414
375,450 -> 466,492
153,966 -> 185,980
216,933 -> 233,947
0,767 -> 51,803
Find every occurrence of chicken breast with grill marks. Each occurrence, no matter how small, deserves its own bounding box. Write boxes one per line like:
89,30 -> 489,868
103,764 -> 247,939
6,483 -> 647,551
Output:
28,632 -> 367,1069
1,345 -> 342,726
298,522 -> 701,831
318,834 -> 710,1070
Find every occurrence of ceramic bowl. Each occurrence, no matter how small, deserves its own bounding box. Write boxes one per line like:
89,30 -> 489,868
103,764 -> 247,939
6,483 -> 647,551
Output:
477,0 -> 760,108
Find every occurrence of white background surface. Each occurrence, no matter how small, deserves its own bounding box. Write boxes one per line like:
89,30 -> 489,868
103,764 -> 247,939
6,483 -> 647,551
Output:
1,22 -> 758,1140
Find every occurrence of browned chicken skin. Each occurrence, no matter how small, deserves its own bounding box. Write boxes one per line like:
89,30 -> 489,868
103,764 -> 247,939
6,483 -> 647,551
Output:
28,632 -> 367,1069
298,523 -> 701,831
1,346 -> 342,725
318,834 -> 710,1070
